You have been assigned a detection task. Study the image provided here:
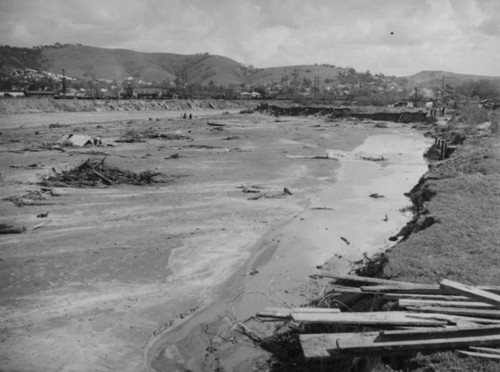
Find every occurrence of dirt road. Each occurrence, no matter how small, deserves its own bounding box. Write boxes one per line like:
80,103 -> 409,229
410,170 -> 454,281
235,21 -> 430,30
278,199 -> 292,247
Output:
0,109 -> 429,371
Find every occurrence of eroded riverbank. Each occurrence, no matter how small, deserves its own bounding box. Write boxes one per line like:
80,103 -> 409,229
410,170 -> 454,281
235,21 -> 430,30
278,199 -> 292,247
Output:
146,128 -> 432,371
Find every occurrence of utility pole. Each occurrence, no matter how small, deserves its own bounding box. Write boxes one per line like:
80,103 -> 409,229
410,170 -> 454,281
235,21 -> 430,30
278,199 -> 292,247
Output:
441,76 -> 445,104
414,87 -> 418,107
61,69 -> 66,95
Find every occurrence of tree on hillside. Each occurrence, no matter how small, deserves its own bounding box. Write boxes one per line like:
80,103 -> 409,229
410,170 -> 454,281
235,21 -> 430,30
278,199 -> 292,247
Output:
455,79 -> 499,99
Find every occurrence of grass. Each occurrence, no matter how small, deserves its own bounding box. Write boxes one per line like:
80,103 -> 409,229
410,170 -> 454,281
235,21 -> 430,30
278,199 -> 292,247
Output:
373,107 -> 500,371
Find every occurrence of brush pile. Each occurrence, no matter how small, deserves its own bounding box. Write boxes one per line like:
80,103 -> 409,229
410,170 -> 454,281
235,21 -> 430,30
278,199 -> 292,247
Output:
41,158 -> 166,187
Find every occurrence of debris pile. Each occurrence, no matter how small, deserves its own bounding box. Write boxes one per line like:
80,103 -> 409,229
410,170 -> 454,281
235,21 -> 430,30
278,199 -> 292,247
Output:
115,129 -> 191,143
4,189 -> 55,207
41,158 -> 167,187
250,274 -> 500,367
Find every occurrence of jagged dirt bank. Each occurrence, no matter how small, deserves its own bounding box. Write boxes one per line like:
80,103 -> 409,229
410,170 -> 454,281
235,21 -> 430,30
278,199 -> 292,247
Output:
242,108 -> 500,372
345,112 -> 500,371
254,103 -> 428,123
0,97 -> 255,114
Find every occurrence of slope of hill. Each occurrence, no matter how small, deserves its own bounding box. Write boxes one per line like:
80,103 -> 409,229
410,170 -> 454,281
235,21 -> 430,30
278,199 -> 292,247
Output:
247,64 -> 343,85
402,70 -> 500,88
1,44 -> 499,95
0,45 -> 250,86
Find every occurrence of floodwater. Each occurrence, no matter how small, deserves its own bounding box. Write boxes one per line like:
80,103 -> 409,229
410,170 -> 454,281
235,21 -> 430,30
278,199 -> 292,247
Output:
148,127 -> 433,371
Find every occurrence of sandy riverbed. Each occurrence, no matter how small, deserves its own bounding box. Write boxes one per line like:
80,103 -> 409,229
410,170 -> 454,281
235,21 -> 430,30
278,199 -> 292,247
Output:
0,109 -> 430,371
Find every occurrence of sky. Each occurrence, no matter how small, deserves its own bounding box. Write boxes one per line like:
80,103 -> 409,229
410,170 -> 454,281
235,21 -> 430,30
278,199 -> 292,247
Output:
0,0 -> 499,77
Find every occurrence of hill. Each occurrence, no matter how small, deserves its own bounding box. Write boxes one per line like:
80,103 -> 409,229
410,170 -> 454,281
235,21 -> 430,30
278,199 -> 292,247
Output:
1,44 -> 499,101
402,70 -> 500,90
0,44 -> 249,86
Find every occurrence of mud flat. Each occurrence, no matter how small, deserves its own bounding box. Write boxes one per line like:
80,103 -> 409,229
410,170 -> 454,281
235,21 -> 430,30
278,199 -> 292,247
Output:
146,129 -> 432,371
0,107 -> 431,371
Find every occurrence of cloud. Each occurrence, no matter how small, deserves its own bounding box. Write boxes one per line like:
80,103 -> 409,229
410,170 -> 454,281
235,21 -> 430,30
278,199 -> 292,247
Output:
0,0 -> 499,76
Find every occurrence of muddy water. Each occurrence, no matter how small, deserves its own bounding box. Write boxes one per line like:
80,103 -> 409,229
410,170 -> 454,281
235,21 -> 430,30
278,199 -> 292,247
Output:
148,128 -> 433,371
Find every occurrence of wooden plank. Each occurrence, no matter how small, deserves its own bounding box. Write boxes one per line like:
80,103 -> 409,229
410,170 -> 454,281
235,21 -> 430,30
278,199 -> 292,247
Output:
300,332 -> 500,358
335,334 -> 500,355
293,308 -> 341,314
382,293 -> 471,301
470,346 -> 500,355
362,284 -> 500,295
257,307 -> 292,318
314,273 -> 421,287
440,279 -> 500,309
377,324 -> 500,341
399,299 -> 495,309
407,306 -> 500,319
361,285 -> 442,294
456,350 -> 500,360
257,307 -> 341,319
291,311 -> 448,326
407,313 -> 500,325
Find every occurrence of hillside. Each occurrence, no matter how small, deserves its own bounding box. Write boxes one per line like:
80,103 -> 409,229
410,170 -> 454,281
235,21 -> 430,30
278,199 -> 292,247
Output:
0,44 -> 249,86
1,44 -> 499,100
402,70 -> 500,89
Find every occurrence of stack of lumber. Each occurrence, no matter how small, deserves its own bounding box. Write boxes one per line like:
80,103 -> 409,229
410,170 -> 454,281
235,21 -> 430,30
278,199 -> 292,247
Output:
256,275 -> 500,360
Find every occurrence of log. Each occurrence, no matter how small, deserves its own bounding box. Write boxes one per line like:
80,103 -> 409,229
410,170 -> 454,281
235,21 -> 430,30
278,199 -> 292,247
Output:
407,306 -> 500,319
291,311 -> 448,326
440,279 -> 500,309
399,299 -> 495,309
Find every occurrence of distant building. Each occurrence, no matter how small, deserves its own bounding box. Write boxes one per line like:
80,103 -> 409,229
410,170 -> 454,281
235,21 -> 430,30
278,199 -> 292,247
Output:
133,88 -> 163,99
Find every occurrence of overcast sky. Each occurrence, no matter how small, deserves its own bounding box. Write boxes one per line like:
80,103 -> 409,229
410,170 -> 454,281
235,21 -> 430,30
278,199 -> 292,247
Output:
0,0 -> 499,76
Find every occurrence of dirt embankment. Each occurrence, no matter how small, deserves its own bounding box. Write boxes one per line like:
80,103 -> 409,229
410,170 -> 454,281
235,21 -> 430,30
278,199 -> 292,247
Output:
361,112 -> 500,371
0,97 -> 254,114
255,103 -> 428,123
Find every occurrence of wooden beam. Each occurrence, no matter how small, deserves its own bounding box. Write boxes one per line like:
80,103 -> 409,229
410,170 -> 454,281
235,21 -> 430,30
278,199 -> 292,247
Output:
335,334 -> 500,355
399,299 -> 495,309
257,307 -> 292,318
440,279 -> 500,309
407,306 -> 500,319
300,332 -> 500,358
382,293 -> 471,301
257,307 -> 341,319
470,346 -> 500,355
314,273 -> 421,287
291,311 -> 448,326
377,324 -> 500,341
457,350 -> 500,360
407,313 -> 500,325
361,285 -> 442,294
362,285 -> 500,295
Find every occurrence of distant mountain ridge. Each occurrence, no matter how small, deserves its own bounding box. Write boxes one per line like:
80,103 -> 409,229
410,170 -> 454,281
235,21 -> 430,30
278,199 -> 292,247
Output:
1,44 -> 499,90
